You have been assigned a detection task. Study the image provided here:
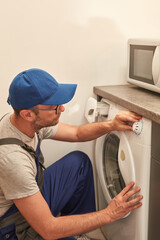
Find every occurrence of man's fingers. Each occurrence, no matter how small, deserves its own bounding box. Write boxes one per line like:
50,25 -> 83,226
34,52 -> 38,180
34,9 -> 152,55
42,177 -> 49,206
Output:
124,111 -> 142,123
126,194 -> 143,207
129,111 -> 142,117
123,185 -> 142,201
127,201 -> 143,212
119,181 -> 135,196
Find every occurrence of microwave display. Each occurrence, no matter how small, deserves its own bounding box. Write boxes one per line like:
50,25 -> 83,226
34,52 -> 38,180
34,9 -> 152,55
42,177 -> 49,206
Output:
129,45 -> 156,84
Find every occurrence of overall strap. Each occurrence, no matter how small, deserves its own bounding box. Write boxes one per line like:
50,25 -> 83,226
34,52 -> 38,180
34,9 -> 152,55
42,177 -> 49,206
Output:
35,137 -> 46,186
0,113 -> 9,122
0,138 -> 37,159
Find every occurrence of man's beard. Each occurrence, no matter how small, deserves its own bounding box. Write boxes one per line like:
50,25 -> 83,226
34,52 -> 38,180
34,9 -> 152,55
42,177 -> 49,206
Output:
31,115 -> 59,131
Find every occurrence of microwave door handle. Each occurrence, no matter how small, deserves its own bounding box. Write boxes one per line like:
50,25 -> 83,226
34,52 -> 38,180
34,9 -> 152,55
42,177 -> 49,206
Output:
152,46 -> 160,87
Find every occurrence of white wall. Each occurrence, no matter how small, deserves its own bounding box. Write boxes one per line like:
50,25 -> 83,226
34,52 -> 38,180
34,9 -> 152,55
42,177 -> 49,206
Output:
1,0 -> 160,166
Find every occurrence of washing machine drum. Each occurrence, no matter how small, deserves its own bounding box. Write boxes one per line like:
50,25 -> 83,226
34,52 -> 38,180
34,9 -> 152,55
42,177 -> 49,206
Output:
95,131 -> 135,204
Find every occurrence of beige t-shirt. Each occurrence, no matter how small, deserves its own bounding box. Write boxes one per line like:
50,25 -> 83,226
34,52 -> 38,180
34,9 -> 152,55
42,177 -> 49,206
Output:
0,113 -> 58,217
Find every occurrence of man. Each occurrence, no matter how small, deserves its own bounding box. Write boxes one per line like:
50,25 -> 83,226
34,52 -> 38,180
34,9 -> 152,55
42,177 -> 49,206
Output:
0,68 -> 143,240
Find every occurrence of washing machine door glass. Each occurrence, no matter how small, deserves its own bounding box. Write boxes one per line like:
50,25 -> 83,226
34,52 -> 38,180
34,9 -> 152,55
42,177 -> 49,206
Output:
103,132 -> 125,199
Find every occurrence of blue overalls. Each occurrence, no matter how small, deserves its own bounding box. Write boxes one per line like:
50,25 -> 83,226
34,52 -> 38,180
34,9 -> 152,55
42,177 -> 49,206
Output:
0,137 -> 96,240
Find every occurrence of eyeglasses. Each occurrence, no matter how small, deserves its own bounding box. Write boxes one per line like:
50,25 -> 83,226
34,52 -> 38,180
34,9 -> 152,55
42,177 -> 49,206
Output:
29,105 -> 60,114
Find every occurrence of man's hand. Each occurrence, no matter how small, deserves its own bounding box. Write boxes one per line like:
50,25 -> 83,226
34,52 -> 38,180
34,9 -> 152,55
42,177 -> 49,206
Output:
104,181 -> 143,223
111,111 -> 142,131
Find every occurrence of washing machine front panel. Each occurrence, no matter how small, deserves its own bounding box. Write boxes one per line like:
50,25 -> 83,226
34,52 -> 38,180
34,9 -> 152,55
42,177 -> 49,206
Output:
98,142 -> 151,240
96,130 -> 135,205
95,100 -> 152,240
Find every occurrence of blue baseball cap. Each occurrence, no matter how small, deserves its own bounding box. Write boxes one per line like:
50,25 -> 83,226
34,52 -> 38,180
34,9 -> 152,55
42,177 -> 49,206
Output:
7,68 -> 77,109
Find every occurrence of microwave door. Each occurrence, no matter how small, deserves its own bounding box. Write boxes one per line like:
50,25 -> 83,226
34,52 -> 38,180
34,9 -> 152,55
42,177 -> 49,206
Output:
129,45 -> 156,84
152,46 -> 160,87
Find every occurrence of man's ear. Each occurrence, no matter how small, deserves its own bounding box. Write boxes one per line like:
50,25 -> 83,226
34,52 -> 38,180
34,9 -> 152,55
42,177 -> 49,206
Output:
19,110 -> 35,122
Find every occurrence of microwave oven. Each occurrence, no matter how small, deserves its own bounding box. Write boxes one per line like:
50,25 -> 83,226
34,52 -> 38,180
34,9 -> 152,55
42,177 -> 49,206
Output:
127,39 -> 160,93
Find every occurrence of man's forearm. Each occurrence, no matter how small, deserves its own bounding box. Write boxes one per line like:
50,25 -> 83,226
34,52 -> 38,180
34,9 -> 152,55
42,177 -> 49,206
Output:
45,209 -> 110,240
45,181 -> 142,239
14,183 -> 142,240
76,121 -> 113,142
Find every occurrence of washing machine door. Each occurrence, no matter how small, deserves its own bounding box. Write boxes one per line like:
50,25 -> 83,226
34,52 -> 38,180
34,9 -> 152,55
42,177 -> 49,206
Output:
95,131 -> 136,204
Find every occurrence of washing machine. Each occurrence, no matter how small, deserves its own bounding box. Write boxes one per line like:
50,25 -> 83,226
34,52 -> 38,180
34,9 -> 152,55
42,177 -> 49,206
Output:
95,99 -> 152,240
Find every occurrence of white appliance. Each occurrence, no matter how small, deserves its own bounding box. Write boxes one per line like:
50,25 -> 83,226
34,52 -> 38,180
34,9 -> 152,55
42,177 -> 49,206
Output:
127,38 -> 160,94
95,99 -> 151,240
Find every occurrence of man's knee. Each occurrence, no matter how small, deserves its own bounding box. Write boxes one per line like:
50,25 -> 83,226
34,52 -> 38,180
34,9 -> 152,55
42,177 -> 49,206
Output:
69,151 -> 93,179
51,150 -> 93,180
67,151 -> 92,168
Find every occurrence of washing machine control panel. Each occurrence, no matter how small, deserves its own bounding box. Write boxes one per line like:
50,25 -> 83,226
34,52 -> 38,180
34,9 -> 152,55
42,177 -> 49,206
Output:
132,119 -> 143,135
127,119 -> 143,135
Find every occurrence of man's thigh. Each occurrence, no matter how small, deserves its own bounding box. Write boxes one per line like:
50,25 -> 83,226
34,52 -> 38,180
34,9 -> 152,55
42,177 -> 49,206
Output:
41,151 -> 96,216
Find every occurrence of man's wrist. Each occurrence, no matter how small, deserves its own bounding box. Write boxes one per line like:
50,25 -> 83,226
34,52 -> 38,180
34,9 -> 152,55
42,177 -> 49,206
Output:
105,120 -> 114,132
96,209 -> 112,226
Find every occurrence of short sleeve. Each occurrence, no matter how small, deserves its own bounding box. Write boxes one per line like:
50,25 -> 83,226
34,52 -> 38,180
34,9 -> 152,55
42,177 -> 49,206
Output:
38,124 -> 58,140
0,150 -> 39,200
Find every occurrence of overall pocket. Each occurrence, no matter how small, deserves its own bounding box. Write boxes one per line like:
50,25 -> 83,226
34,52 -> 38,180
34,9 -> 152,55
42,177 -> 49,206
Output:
0,223 -> 17,239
